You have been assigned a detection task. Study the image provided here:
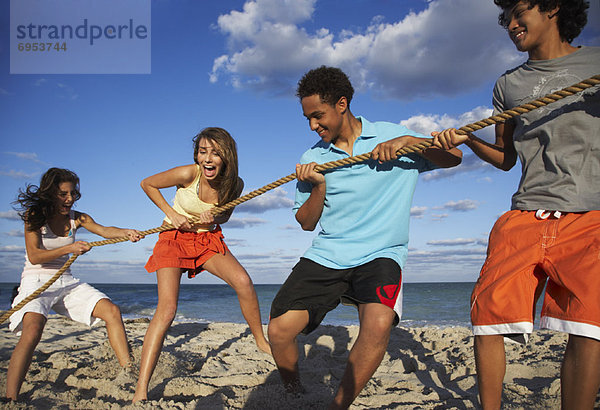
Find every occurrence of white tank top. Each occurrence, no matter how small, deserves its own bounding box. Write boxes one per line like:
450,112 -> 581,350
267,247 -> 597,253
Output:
22,211 -> 78,278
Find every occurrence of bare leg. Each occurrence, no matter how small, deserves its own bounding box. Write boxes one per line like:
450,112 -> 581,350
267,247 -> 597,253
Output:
6,312 -> 46,400
92,298 -> 131,367
474,334 -> 505,410
203,252 -> 271,354
132,268 -> 182,403
330,303 -> 395,410
561,334 -> 600,410
268,310 -> 310,392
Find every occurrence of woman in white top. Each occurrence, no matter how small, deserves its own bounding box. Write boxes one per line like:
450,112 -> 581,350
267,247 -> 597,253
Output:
133,127 -> 270,402
6,167 -> 142,401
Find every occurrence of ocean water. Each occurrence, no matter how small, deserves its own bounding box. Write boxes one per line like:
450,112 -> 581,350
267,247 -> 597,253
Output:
1,281 -> 477,328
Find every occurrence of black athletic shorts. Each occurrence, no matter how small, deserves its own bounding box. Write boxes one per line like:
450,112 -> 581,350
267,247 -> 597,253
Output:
270,257 -> 402,334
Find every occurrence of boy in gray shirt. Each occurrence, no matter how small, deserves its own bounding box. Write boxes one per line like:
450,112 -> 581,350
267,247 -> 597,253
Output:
432,0 -> 599,408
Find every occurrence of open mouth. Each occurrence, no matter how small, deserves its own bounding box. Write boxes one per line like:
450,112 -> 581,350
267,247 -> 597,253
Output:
203,165 -> 217,178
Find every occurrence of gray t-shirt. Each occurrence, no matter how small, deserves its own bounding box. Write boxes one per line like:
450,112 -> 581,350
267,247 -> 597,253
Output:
492,46 -> 600,212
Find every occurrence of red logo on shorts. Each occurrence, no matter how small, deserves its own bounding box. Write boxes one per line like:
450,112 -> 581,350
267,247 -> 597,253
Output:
376,284 -> 400,309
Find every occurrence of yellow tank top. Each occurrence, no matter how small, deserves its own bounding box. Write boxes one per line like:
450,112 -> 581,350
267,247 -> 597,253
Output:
165,165 -> 217,232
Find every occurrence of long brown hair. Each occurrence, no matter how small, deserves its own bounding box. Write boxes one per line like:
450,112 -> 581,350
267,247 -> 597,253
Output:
193,127 -> 240,206
14,168 -> 81,231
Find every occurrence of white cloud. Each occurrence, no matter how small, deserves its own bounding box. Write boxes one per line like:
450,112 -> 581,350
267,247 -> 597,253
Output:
427,238 -> 478,246
441,199 -> 480,212
410,206 -> 427,218
0,210 -> 21,221
401,106 -> 496,142
405,246 -> 487,275
29,78 -> 78,99
216,0 -> 316,41
4,152 -> 44,163
56,83 -> 78,100
281,224 -> 301,230
76,259 -> 147,268
221,246 -> 301,272
0,245 -> 24,252
410,247 -> 487,258
222,238 -> 248,247
235,187 -> 294,213
236,248 -> 302,280
402,105 -> 499,181
210,0 -> 520,99
226,216 -> 268,228
403,245 -> 487,281
0,169 -> 40,179
421,154 -> 494,181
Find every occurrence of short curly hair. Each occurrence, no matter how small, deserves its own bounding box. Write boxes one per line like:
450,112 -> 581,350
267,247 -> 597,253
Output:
296,66 -> 354,106
494,0 -> 589,43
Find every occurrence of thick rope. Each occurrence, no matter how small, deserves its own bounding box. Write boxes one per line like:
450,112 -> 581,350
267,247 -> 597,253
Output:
1,74 -> 598,325
212,74 -> 600,215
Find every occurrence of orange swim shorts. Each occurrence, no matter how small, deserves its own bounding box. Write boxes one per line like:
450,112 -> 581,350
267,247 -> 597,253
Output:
145,227 -> 229,278
471,210 -> 600,342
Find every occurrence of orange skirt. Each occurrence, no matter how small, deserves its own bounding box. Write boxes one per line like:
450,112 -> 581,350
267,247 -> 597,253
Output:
145,227 -> 229,278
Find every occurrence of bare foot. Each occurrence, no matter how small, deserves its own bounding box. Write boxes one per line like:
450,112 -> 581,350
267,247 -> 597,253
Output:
132,392 -> 147,404
257,338 -> 272,355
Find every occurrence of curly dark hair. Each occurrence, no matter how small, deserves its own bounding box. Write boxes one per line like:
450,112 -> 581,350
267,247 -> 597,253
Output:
494,0 -> 589,43
296,66 -> 354,106
14,168 -> 81,232
192,127 -> 240,206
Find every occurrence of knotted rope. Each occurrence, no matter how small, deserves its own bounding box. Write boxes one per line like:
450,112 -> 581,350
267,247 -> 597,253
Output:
1,74 -> 598,325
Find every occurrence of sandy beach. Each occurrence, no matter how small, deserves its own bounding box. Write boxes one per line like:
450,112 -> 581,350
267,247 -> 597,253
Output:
0,314 -> 594,409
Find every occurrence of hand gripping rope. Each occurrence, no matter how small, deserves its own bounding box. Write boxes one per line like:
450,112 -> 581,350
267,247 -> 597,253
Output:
1,74 -> 598,325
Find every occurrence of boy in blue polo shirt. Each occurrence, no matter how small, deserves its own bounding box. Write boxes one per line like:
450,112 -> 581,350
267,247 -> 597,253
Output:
268,66 -> 462,408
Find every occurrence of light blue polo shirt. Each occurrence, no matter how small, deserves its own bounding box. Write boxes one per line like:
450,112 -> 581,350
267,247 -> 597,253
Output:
294,116 -> 436,270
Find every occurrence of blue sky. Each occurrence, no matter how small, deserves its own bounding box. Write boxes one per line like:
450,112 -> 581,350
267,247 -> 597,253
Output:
1,0 -> 599,285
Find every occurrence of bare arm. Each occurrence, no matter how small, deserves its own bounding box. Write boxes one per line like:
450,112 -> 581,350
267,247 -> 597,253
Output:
77,212 -> 143,242
294,162 -> 326,231
140,164 -> 197,230
431,121 -> 517,171
371,135 -> 462,168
